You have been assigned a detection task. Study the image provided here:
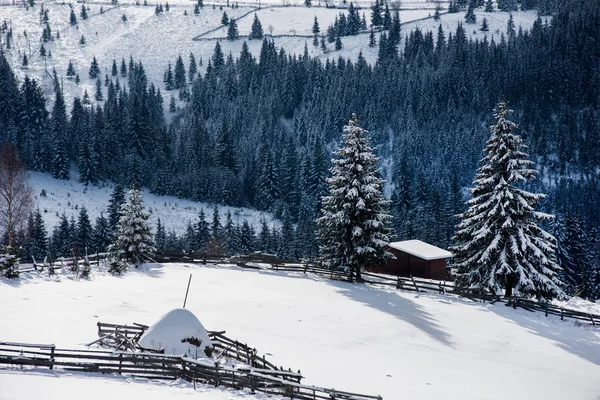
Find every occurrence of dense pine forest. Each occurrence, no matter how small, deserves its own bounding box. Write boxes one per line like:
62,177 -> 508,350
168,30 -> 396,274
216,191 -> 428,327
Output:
0,0 -> 598,295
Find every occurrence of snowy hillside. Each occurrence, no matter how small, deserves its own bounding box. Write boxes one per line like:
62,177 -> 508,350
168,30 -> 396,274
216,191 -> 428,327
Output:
1,0 -> 542,107
30,171 -> 279,234
1,263 -> 600,400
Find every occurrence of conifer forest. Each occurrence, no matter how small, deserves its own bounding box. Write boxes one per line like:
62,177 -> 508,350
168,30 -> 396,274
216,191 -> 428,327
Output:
0,0 -> 599,299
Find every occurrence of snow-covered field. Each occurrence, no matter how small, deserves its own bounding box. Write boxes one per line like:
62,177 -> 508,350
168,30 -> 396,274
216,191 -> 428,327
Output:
1,263 -> 600,400
1,0 -> 542,109
30,171 -> 279,234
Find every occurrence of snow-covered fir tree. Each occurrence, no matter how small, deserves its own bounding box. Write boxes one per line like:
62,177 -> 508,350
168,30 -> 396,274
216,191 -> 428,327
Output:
0,247 -> 19,278
316,114 -> 393,281
110,187 -> 154,267
451,101 -> 565,300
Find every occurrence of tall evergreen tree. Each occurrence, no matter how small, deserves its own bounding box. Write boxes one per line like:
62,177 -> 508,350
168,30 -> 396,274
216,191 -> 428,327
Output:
227,18 -> 239,40
316,114 -> 393,281
174,55 -> 186,89
92,212 -> 111,253
76,206 -> 93,254
188,53 -> 197,82
451,101 -> 565,299
50,89 -> 69,180
110,187 -> 154,266
107,184 -> 126,234
70,9 -> 77,25
250,14 -> 263,39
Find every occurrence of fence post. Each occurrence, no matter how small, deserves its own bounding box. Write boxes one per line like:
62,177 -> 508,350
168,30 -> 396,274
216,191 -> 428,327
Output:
118,353 -> 122,374
410,275 -> 420,293
560,308 -> 564,320
49,345 -> 55,370
396,277 -> 402,290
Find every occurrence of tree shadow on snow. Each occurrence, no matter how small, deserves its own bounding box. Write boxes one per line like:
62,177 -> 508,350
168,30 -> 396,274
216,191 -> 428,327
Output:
488,305 -> 600,366
327,280 -> 454,347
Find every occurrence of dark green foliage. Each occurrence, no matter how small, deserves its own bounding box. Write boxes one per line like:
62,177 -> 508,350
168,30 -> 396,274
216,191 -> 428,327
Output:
312,16 -> 320,34
480,17 -> 489,31
221,11 -> 228,25
227,18 -> 239,40
250,14 -> 263,39
174,55 -> 186,89
89,57 -> 100,79
465,2 -> 476,24
70,9 -> 77,25
80,5 -> 88,20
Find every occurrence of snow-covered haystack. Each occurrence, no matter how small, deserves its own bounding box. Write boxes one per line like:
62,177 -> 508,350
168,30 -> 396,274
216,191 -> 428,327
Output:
138,308 -> 213,358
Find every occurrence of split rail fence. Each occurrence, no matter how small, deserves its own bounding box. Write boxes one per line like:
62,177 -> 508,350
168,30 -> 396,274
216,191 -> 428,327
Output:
17,250 -> 600,327
0,338 -> 381,400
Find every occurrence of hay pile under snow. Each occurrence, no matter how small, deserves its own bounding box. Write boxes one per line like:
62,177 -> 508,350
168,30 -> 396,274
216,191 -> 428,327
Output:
138,308 -> 213,358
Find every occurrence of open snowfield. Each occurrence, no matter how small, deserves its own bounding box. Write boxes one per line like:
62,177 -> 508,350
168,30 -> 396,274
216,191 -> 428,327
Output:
1,263 -> 600,400
1,0 -> 542,109
30,171 -> 279,234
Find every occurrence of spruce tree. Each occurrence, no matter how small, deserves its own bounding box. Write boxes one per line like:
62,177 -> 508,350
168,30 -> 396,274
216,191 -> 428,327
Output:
155,218 -> 166,250
89,56 -> 100,79
67,60 -> 76,77
221,11 -> 229,25
480,17 -> 489,31
507,13 -> 516,38
312,16 -> 320,34
250,14 -> 263,39
465,2 -> 477,24
227,18 -> 239,40
70,9 -> 77,25
188,53 -> 197,82
174,55 -> 186,89
30,209 -> 48,261
110,187 -> 154,267
335,36 -> 342,50
80,5 -> 88,20
485,0 -> 494,12
434,4 -> 441,20
371,0 -> 382,28
120,58 -> 127,77
51,89 -> 69,180
107,184 -> 126,234
316,114 -> 393,281
451,101 -> 565,300
92,213 -> 111,253
95,78 -> 103,100
368,27 -> 376,47
76,206 -> 93,254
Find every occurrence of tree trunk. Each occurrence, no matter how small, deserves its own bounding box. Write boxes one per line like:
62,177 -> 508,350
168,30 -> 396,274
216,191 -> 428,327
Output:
504,274 -> 517,298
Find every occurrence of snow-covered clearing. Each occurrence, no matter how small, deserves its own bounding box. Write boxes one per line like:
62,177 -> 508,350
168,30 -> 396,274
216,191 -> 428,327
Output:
1,263 -> 600,400
30,171 -> 279,234
2,0 -> 542,109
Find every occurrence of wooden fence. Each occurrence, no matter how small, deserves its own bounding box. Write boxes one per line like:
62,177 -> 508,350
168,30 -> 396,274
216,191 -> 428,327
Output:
95,321 -> 302,380
0,340 -> 382,400
16,250 -> 600,327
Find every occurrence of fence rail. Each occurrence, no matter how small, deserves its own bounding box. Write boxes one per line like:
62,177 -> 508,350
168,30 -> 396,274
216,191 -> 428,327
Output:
17,251 -> 600,327
0,341 -> 381,400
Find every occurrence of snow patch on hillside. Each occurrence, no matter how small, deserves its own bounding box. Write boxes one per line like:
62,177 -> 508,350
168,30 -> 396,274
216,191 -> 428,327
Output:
30,171 -> 279,234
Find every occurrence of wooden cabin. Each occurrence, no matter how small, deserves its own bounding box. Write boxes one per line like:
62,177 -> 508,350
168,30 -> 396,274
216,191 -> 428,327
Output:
367,240 -> 453,280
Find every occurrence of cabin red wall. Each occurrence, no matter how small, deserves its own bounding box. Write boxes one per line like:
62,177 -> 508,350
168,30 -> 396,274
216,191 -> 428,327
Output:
366,247 -> 449,280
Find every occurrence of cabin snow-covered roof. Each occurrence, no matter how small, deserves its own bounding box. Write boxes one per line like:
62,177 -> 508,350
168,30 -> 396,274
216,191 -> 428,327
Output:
388,240 -> 453,261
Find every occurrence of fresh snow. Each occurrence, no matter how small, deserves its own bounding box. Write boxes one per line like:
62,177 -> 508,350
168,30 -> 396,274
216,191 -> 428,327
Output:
138,308 -> 213,356
29,171 -> 279,235
1,263 -> 600,400
389,239 -> 453,260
